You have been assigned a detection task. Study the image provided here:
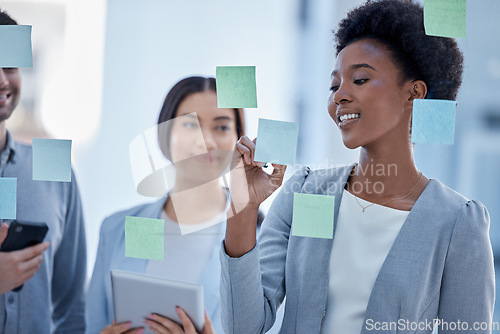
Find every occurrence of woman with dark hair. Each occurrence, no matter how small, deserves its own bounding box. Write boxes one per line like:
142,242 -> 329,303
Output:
221,1 -> 494,333
86,76 -> 247,334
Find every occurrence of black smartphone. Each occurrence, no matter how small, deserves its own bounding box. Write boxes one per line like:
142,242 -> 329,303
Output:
1,220 -> 49,292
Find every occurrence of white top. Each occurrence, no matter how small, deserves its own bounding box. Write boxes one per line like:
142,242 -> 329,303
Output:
320,190 -> 410,334
145,208 -> 226,283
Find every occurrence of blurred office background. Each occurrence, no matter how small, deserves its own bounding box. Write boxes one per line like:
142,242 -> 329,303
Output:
2,0 -> 500,327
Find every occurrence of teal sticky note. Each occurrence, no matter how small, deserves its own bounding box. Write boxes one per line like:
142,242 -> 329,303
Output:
216,66 -> 257,108
254,118 -> 299,165
0,25 -> 33,67
292,193 -> 335,239
32,138 -> 72,182
411,99 -> 456,144
0,178 -> 16,219
125,216 -> 164,260
424,0 -> 466,38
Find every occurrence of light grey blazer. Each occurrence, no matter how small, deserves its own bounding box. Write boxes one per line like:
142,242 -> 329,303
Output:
220,164 -> 495,334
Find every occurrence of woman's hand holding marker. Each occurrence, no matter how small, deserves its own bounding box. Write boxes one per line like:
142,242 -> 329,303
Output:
230,136 -> 287,211
224,135 -> 287,258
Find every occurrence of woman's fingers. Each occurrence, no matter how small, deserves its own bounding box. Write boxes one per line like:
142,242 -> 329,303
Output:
239,136 -> 255,162
248,137 -> 265,167
235,142 -> 251,165
114,322 -> 133,333
175,307 -> 196,333
237,136 -> 260,166
144,318 -> 170,334
100,321 -> 137,334
270,164 -> 287,191
127,329 -> 145,334
145,314 -> 182,334
202,311 -> 214,334
248,137 -> 257,163
236,136 -> 253,163
270,163 -> 287,186
144,309 -> 200,334
234,135 -> 268,169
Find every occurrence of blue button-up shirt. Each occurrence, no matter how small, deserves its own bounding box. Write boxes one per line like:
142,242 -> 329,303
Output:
0,131 -> 87,333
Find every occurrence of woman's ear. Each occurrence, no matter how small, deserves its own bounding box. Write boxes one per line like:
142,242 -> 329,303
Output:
408,80 -> 427,101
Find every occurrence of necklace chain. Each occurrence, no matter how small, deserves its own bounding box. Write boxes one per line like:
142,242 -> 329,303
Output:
352,172 -> 423,212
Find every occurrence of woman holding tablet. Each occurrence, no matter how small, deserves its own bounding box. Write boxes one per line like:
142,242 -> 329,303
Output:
87,76 -> 251,334
221,1 -> 494,333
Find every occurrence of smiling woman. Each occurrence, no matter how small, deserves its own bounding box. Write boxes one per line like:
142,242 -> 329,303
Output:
328,39 -> 420,150
86,76 -> 252,334
220,1 -> 494,333
163,91 -> 240,193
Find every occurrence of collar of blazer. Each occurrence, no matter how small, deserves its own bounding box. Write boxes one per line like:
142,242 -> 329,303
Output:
291,163 -> 468,332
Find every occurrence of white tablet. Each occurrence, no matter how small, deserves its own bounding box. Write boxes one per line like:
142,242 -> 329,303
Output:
110,270 -> 204,333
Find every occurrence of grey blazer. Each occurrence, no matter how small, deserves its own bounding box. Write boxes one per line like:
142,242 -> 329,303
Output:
220,164 -> 495,334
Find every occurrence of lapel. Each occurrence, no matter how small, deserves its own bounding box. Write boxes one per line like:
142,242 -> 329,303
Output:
360,179 -> 440,334
297,165 -> 442,333
294,164 -> 355,324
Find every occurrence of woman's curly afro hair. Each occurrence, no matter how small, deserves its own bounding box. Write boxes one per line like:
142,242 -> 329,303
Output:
334,0 -> 463,100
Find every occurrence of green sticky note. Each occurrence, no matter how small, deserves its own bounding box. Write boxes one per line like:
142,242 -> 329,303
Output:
32,138 -> 72,182
292,193 -> 335,239
0,25 -> 33,67
0,178 -> 16,219
125,216 -> 164,260
254,118 -> 299,165
424,0 -> 466,38
216,66 -> 257,108
411,99 -> 456,144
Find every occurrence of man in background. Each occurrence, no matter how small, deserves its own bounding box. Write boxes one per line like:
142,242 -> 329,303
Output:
0,9 -> 87,333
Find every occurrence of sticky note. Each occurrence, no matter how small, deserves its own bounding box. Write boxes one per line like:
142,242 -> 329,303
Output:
292,193 -> 335,239
411,99 -> 456,144
424,0 -> 466,38
125,216 -> 164,260
216,66 -> 257,108
254,118 -> 299,165
0,178 -> 16,219
32,139 -> 72,182
0,25 -> 33,67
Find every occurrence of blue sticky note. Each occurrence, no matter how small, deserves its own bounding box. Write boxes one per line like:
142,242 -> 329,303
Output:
32,139 -> 72,182
0,25 -> 33,67
254,118 -> 299,165
125,216 -> 164,260
411,99 -> 456,145
216,66 -> 257,108
0,178 -> 16,219
292,193 -> 335,239
424,0 -> 466,38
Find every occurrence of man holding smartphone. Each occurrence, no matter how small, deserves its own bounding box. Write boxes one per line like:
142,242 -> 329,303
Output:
0,10 -> 87,333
